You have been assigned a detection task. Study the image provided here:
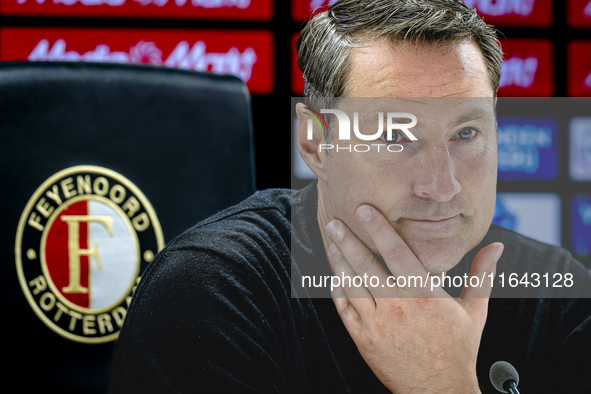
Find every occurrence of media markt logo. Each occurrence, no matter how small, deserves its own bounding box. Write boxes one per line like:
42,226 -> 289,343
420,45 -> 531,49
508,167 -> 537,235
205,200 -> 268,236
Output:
15,165 -> 164,344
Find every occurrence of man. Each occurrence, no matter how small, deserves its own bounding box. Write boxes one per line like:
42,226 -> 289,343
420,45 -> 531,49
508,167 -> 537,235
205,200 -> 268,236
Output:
108,1 -> 591,393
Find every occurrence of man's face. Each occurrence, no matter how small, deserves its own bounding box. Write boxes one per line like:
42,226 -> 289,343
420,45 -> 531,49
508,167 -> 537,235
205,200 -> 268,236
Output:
320,39 -> 497,274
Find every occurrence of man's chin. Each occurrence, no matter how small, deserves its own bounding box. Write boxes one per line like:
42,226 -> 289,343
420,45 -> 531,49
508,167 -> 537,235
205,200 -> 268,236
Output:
406,238 -> 469,275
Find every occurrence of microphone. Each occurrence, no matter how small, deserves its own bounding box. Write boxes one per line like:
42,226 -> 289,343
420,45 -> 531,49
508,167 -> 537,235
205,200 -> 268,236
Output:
489,361 -> 521,394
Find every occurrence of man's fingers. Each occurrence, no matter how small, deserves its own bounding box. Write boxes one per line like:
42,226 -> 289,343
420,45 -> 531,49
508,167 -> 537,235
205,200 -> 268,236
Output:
330,282 -> 364,333
459,242 -> 503,323
326,242 -> 376,314
326,219 -> 392,298
356,205 -> 429,281
459,242 -> 503,300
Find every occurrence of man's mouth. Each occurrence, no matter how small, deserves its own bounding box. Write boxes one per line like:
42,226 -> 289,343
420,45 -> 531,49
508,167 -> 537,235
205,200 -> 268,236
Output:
399,215 -> 461,231
407,215 -> 458,222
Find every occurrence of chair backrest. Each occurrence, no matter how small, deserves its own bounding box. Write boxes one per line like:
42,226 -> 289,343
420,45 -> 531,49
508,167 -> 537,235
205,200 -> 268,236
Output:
0,61 -> 255,393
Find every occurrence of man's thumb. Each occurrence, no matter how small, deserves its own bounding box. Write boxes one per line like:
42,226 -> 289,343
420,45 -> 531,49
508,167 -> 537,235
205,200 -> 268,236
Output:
459,242 -> 504,301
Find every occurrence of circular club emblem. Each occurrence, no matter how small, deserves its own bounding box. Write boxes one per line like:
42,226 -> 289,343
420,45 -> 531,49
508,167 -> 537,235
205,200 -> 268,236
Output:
15,166 -> 164,344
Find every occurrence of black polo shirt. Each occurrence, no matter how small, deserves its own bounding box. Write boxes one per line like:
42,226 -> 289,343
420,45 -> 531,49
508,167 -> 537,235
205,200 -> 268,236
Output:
108,181 -> 591,393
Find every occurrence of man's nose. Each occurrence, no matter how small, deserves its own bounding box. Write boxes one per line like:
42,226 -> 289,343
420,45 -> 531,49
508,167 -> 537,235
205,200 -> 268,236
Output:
412,144 -> 462,202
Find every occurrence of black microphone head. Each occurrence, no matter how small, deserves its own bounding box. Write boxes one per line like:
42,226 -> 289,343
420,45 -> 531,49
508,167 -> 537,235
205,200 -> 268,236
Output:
489,361 -> 520,393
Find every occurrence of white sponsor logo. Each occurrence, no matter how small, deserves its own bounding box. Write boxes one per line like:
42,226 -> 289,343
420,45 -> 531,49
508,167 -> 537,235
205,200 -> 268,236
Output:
15,0 -> 251,7
499,55 -> 539,89
135,0 -> 251,7
16,0 -> 123,4
585,0 -> 591,17
585,70 -> 591,89
28,39 -> 258,83
463,0 -> 536,17
129,40 -> 163,64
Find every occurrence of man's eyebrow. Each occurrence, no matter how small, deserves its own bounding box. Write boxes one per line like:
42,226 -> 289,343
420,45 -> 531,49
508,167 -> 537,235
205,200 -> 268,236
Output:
449,108 -> 493,128
390,117 -> 415,124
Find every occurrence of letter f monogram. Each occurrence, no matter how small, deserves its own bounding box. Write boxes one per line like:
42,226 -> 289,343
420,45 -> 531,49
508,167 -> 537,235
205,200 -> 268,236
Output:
60,215 -> 114,294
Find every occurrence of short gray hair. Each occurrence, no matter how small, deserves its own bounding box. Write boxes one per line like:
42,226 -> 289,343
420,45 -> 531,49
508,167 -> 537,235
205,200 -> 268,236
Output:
297,0 -> 503,141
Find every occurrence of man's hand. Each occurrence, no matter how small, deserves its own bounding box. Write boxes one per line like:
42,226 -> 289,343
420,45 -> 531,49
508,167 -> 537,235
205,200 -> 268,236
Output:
325,205 -> 504,394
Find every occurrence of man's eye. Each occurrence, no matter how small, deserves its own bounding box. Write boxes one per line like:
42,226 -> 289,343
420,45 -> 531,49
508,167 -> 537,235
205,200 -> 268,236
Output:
380,131 -> 404,143
456,128 -> 477,140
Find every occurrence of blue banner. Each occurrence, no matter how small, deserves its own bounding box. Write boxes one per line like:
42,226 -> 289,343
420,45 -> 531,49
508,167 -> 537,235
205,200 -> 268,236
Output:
571,194 -> 591,257
492,193 -> 561,246
497,118 -> 558,180
569,117 -> 591,181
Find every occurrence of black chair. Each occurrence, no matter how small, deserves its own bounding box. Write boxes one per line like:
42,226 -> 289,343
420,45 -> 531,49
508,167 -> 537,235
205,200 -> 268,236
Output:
0,61 -> 256,393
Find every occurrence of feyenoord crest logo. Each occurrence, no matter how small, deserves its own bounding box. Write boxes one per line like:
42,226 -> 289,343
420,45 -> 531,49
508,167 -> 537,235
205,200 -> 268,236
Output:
15,165 -> 164,344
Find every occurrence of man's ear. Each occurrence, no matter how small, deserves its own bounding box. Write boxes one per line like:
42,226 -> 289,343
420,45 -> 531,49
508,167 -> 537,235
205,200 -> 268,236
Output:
295,103 -> 328,182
